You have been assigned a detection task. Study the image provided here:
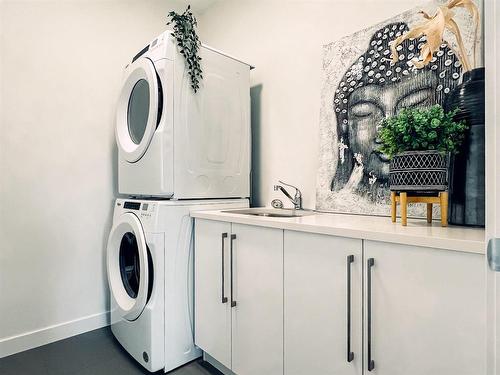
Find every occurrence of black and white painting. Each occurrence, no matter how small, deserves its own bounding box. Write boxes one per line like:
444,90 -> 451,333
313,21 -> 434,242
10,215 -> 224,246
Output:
316,0 -> 481,216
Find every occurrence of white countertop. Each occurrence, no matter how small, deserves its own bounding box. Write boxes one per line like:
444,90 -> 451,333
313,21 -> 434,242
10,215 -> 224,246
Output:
191,209 -> 486,254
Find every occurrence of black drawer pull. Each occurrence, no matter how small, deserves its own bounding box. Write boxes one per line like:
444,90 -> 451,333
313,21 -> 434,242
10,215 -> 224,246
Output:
230,234 -> 237,307
221,233 -> 228,304
347,255 -> 354,363
367,258 -> 375,371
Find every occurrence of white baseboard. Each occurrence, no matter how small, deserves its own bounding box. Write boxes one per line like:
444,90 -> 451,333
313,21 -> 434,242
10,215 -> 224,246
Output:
0,311 -> 110,359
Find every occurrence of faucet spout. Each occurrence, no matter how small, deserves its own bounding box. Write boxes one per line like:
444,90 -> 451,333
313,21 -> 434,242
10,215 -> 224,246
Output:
273,180 -> 303,210
274,185 -> 295,202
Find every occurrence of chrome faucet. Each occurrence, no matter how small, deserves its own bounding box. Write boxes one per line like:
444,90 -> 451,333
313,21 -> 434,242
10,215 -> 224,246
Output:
274,180 -> 302,210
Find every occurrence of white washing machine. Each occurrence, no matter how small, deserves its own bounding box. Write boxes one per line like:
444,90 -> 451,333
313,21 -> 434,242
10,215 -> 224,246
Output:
106,198 -> 248,372
116,31 -> 252,199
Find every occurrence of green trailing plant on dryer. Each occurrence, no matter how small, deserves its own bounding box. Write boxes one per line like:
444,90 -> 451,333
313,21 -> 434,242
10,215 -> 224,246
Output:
167,5 -> 203,92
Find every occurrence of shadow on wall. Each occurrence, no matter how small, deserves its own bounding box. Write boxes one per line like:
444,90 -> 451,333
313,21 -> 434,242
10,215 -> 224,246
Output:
100,139 -> 120,313
112,140 -> 120,199
250,84 -> 262,207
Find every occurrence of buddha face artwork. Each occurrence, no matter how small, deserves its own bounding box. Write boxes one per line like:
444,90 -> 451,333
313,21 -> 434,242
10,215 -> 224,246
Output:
333,22 -> 461,191
316,4 -> 480,215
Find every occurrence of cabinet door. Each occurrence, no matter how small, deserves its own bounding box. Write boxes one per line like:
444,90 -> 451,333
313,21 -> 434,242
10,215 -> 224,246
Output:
364,241 -> 485,375
194,219 -> 232,369
231,224 -> 283,375
284,231 -> 362,375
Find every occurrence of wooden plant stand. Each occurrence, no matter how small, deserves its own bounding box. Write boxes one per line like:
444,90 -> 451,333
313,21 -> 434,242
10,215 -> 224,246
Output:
391,191 -> 449,227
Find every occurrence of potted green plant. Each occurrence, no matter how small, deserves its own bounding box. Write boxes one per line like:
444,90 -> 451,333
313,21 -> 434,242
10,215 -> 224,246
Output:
377,105 -> 468,192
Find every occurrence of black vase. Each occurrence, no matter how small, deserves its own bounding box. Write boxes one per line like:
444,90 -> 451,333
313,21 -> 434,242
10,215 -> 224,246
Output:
445,67 -> 485,227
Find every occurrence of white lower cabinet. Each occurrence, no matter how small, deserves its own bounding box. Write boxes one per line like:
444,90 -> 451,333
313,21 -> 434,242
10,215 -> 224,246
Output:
284,230 -> 362,375
364,240 -> 485,375
194,219 -> 232,369
195,219 -> 283,375
231,223 -> 283,375
195,219 -> 485,375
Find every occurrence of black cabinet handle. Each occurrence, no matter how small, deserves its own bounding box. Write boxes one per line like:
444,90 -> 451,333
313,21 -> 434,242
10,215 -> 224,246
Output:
230,234 -> 237,307
367,258 -> 375,371
347,255 -> 355,363
221,233 -> 228,304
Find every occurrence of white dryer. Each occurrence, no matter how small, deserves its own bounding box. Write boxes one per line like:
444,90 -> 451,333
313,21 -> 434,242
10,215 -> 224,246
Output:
116,31 -> 252,199
106,198 -> 248,372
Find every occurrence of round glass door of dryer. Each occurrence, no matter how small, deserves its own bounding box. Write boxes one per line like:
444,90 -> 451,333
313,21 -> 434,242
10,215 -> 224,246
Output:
107,213 -> 153,321
127,79 -> 151,145
116,58 -> 163,163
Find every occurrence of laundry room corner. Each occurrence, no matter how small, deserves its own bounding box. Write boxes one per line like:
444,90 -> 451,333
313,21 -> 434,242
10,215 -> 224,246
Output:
0,1 -> 496,374
0,0 -> 197,358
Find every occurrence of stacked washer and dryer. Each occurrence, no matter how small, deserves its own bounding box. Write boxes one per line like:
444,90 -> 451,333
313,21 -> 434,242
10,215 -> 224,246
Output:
106,31 -> 252,373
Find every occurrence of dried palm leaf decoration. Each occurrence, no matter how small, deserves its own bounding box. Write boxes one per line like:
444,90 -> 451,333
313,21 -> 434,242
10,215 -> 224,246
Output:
390,0 -> 479,72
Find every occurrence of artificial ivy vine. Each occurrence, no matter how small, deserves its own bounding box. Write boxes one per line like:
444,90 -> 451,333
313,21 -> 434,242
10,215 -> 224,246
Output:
167,5 -> 203,92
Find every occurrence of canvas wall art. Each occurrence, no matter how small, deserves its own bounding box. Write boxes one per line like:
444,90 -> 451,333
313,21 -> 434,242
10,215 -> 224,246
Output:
316,0 -> 482,216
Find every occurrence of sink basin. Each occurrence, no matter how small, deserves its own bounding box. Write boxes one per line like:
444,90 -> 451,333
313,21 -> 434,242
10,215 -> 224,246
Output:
222,208 -> 315,218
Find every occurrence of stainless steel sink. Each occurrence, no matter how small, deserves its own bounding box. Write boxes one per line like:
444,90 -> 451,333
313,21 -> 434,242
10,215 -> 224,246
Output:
222,208 -> 315,218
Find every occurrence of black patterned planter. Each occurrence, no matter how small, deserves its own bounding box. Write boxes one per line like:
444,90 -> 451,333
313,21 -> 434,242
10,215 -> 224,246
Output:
389,151 -> 450,192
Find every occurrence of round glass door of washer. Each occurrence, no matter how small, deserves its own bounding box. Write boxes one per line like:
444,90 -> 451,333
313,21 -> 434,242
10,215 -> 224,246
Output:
107,213 -> 152,320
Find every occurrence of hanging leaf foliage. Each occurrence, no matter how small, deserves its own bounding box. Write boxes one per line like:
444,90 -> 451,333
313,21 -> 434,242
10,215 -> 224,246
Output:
167,5 -> 203,92
390,0 -> 480,72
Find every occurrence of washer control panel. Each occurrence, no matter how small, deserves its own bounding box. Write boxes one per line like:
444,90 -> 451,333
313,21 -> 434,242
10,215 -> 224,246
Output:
123,201 -> 141,210
117,200 -> 157,224
139,202 -> 155,220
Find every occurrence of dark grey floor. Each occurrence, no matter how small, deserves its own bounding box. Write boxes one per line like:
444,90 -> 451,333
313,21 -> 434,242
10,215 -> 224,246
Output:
0,327 -> 222,375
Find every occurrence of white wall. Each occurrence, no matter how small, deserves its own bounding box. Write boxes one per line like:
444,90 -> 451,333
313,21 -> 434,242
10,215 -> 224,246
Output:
198,0 -> 435,209
0,0 -> 195,357
0,0 -> 470,358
